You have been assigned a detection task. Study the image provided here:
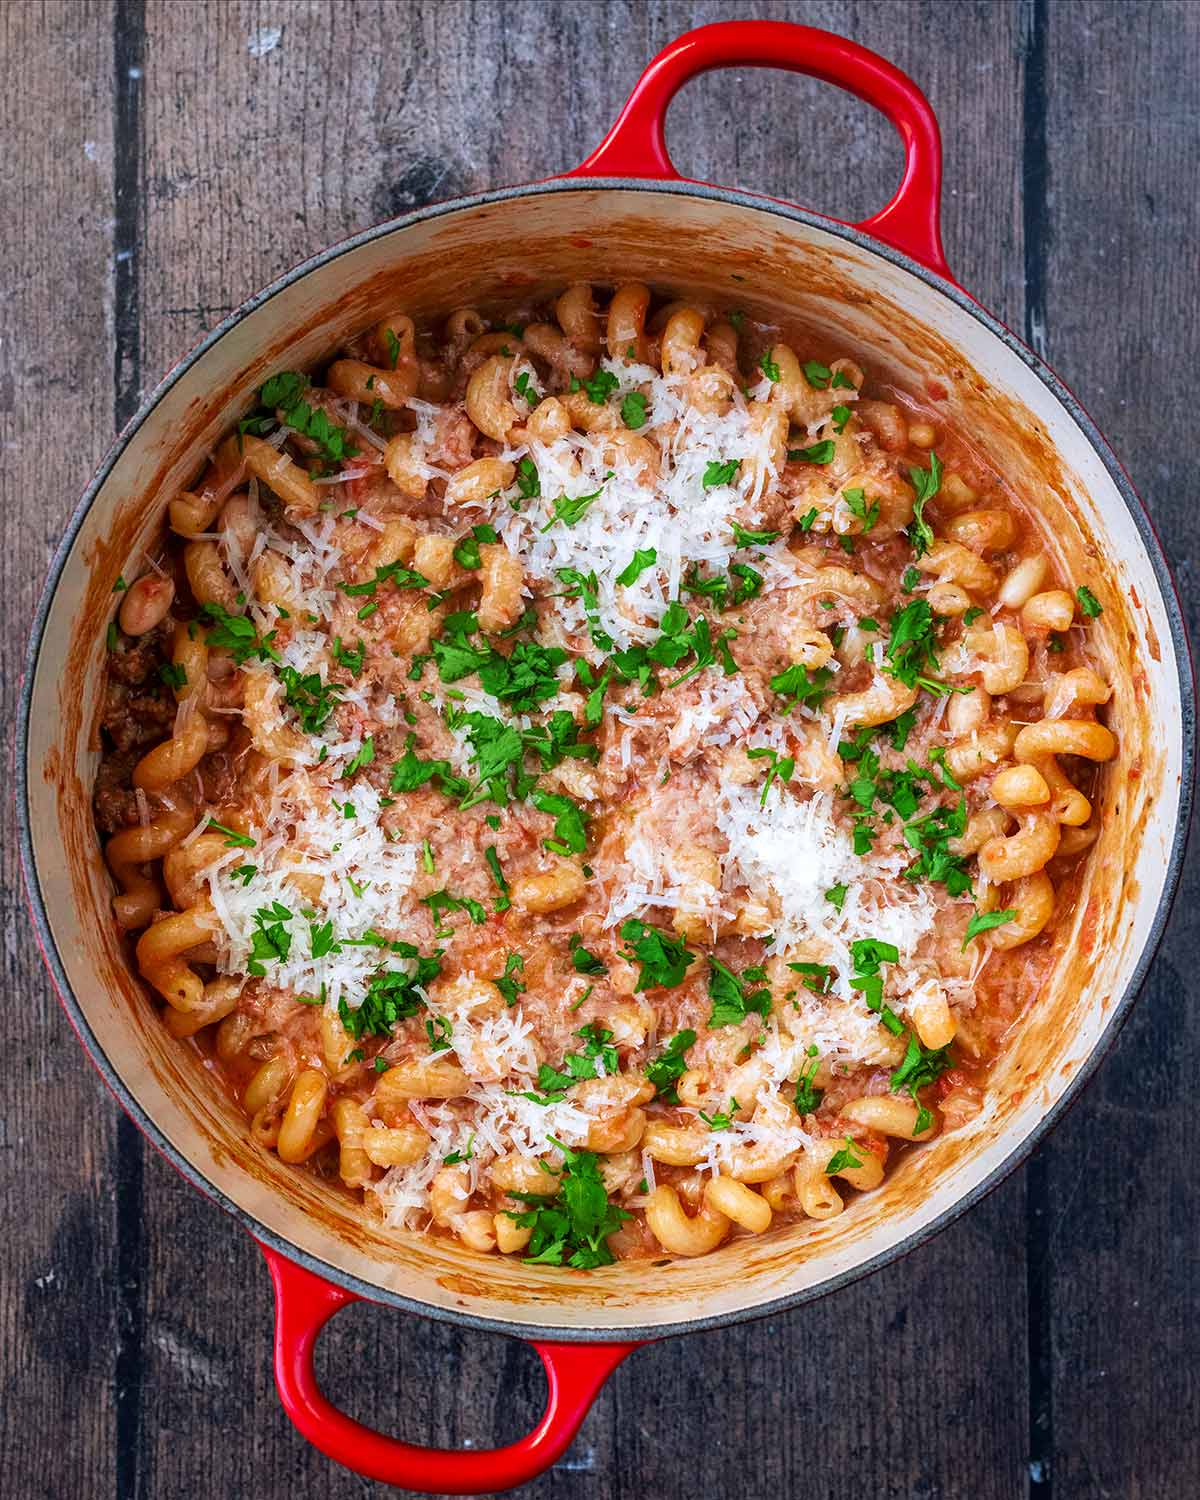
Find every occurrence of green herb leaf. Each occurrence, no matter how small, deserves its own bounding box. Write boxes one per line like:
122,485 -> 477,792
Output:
702,459 -> 740,490
1076,585 -> 1102,618
206,819 -> 255,849
770,661 -> 833,713
581,368 -> 620,405
201,602 -> 280,666
541,476 -> 611,530
644,1029 -> 696,1103
621,391 -> 648,429
962,907 -> 1017,948
532,790 -> 589,854
484,845 -> 510,909
825,1137 -> 863,1174
791,440 -> 836,465
745,745 -> 795,806
842,487 -> 880,532
905,451 -> 942,558
707,958 -> 771,1028
502,1140 -> 630,1268
619,919 -> 693,992
339,954 -> 443,1039
616,548 -> 658,587
341,735 -> 375,779
570,934 -> 607,977
890,1031 -> 954,1134
793,1048 -> 824,1114
731,520 -> 780,548
516,456 -> 541,499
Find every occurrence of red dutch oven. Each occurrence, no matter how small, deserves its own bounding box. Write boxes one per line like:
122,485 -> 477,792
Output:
18,21 -> 1193,1494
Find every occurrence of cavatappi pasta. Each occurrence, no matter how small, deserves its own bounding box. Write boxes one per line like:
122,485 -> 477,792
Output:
94,284 -> 1116,1267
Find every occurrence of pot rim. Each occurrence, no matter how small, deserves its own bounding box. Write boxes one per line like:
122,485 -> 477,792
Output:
18,175 -> 1195,1344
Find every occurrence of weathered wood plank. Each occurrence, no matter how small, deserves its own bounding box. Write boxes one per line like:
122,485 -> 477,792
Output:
0,5 -> 122,1500
1035,4 -> 1200,1497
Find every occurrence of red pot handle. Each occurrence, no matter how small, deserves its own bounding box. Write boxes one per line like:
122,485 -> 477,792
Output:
569,19 -> 953,283
260,1242 -> 639,1493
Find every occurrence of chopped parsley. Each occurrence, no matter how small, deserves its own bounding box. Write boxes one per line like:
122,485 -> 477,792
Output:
532,790 -> 589,855
882,600 -> 968,698
790,440 -> 836,465
903,798 -> 971,896
502,1139 -> 630,1269
422,888 -> 488,935
770,661 -> 833,713
540,475 -> 612,531
702,458 -> 740,490
569,935 -> 607,976
788,962 -> 833,996
206,819 -> 255,849
495,951 -> 526,1007
619,919 -> 693,991
962,908 -> 1017,948
339,954 -> 443,1039
483,845 -> 510,910
891,1032 -> 954,1134
802,361 -> 855,391
707,958 -> 771,1028
201,602 -> 280,666
576,368 -> 620,404
700,1100 -> 739,1131
278,665 -> 341,735
825,1138 -> 864,1174
516,457 -> 541,499
848,937 -> 904,1033
793,1046 -> 823,1114
758,350 -> 781,383
513,370 -> 540,407
842,487 -> 880,532
247,902 -> 293,975
730,520 -> 780,548
616,548 -> 658,587
443,1132 -> 475,1165
621,390 -> 648,429
453,523 -> 499,571
425,1016 -> 453,1053
1076,585 -> 1103,618
389,735 -> 470,801
520,1024 -> 619,1104
746,745 -> 795,806
341,736 -> 375,778
905,451 -> 942,558
254,370 -> 359,467
645,1029 -> 696,1103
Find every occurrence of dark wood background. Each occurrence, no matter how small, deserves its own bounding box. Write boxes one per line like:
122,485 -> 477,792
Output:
4,2 -> 1197,1496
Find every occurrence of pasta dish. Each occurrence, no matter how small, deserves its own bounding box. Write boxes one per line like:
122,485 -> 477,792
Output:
94,283 -> 1116,1266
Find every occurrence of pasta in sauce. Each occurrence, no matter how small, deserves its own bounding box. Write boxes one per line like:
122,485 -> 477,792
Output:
93,284 -> 1115,1266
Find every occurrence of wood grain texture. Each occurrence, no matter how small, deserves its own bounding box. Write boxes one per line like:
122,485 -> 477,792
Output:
0,6 -> 122,1500
1031,4 -> 1200,1497
1,1 -> 1194,1497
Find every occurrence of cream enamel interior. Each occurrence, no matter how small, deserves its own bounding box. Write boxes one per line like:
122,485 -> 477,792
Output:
23,186 -> 1186,1334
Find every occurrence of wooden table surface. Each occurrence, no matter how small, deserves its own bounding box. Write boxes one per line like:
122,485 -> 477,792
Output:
4,2 -> 1197,1496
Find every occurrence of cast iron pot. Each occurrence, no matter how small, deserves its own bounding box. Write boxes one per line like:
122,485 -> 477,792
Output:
18,21 -> 1193,1494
